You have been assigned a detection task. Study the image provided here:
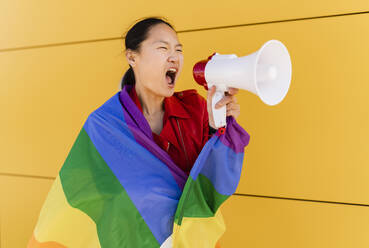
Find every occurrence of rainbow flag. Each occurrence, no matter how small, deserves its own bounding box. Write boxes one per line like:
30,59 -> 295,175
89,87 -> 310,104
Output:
28,85 -> 250,248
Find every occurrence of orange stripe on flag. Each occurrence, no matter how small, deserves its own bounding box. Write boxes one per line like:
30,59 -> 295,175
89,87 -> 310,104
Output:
27,233 -> 67,248
215,240 -> 222,248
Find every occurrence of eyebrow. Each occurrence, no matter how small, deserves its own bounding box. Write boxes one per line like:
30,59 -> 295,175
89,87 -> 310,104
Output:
154,40 -> 183,48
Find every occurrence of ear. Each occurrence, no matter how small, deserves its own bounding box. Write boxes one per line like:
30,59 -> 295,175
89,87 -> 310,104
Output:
125,49 -> 138,67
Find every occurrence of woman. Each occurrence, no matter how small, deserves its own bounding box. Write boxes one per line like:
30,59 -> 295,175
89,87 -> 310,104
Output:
28,17 -> 250,248
121,17 -> 241,176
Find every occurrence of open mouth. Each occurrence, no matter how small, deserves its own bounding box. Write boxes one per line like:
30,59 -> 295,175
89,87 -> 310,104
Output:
166,68 -> 177,86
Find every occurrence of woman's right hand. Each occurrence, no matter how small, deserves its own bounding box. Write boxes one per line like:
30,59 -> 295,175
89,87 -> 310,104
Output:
207,85 -> 241,129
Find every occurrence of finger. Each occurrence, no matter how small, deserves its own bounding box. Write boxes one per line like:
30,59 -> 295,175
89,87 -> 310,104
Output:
226,102 -> 240,117
207,86 -> 216,105
226,102 -> 240,111
215,95 -> 234,109
230,95 -> 237,103
226,110 -> 240,119
227,87 -> 239,96
226,109 -> 240,119
208,85 -> 216,99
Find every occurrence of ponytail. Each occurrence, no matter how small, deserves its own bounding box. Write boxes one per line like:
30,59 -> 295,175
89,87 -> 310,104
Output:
121,66 -> 135,89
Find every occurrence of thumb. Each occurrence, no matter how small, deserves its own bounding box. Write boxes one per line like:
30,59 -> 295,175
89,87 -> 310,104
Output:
208,85 -> 216,99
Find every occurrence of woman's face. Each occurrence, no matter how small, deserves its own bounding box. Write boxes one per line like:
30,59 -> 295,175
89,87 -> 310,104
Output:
127,23 -> 184,97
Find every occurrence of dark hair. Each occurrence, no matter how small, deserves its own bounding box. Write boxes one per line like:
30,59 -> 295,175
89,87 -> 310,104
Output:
121,17 -> 175,89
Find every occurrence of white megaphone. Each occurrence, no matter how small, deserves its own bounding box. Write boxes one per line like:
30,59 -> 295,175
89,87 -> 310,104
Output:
193,39 -> 292,129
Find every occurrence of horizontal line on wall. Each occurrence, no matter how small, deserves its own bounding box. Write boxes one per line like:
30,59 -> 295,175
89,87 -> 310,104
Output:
234,193 -> 369,207
0,10 -> 368,53
177,10 -> 369,34
1,172 -> 369,207
0,36 -> 121,53
0,172 -> 55,180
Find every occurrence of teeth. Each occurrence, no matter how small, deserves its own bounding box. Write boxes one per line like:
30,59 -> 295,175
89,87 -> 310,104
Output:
168,68 -> 177,72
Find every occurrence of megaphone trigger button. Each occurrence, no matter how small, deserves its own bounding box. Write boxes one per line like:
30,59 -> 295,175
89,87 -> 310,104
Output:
218,127 -> 226,135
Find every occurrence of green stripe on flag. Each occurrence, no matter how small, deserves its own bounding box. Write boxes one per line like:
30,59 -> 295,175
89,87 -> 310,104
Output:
59,128 -> 159,248
174,174 -> 229,225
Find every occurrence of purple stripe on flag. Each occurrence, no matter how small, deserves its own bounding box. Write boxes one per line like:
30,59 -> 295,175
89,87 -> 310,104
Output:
119,85 -> 188,190
216,116 -> 251,153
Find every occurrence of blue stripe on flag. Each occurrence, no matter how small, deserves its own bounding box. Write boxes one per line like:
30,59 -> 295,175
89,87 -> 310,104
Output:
83,93 -> 181,245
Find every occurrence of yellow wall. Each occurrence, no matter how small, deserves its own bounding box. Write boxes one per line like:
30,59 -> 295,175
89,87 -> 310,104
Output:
1,1 -> 369,247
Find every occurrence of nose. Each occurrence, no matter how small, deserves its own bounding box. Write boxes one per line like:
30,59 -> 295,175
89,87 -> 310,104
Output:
168,50 -> 180,63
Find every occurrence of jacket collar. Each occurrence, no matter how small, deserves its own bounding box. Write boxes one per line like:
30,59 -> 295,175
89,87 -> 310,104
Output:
120,84 -> 187,155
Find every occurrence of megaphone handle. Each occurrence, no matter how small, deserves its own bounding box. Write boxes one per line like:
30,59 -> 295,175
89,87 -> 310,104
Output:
212,90 -> 227,128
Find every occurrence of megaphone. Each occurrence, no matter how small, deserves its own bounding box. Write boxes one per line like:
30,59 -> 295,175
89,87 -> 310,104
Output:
193,39 -> 292,128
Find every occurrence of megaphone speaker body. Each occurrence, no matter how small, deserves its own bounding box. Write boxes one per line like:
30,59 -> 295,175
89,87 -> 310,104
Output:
193,39 -> 292,128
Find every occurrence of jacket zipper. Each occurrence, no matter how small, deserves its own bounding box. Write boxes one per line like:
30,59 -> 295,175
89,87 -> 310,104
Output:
176,118 -> 190,169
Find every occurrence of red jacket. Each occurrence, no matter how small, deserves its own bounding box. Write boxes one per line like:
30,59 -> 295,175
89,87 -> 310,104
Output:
129,86 -> 211,175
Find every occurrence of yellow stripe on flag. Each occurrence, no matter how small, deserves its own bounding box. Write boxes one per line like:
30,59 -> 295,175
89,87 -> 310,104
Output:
30,175 -> 101,248
172,208 -> 226,248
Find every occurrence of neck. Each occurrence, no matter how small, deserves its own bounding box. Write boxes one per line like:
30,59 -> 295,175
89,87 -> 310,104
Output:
134,83 -> 164,117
